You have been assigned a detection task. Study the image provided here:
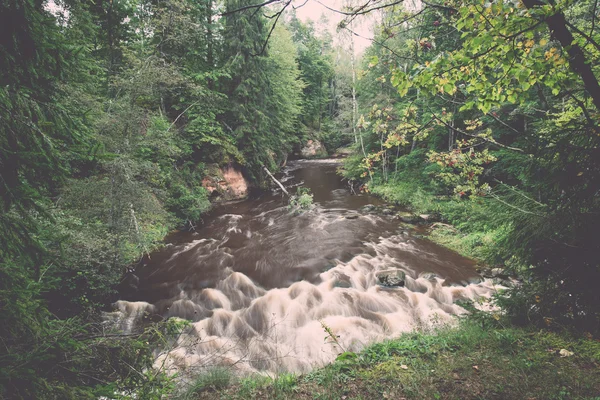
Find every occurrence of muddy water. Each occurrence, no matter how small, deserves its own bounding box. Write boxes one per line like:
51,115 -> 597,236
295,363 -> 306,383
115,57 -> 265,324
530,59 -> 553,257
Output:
109,159 -> 498,375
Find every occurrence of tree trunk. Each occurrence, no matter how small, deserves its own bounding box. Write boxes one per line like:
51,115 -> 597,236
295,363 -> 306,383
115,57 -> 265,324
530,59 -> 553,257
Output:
262,165 -> 289,196
350,27 -> 358,144
522,0 -> 600,111
206,0 -> 214,90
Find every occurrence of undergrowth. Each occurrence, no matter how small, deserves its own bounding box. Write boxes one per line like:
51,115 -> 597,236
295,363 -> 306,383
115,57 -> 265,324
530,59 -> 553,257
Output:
185,320 -> 600,399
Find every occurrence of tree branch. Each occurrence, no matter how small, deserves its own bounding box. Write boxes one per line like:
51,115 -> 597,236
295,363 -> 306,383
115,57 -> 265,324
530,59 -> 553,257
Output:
251,0 -> 292,56
565,20 -> 600,53
522,0 -> 600,111
428,107 -> 525,153
220,0 -> 282,16
314,0 -> 406,17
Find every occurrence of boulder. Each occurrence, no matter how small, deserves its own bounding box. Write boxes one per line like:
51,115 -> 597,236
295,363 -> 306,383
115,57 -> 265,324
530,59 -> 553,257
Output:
490,268 -> 509,279
360,204 -> 377,213
396,211 -> 420,224
300,139 -> 327,159
420,272 -> 438,281
377,270 -> 406,287
381,207 -> 395,215
202,164 -> 249,201
419,214 -> 440,223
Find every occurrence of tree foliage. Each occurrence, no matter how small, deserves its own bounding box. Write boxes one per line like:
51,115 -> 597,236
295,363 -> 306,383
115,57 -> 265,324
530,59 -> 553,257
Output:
0,0 -> 317,397
346,0 -> 600,334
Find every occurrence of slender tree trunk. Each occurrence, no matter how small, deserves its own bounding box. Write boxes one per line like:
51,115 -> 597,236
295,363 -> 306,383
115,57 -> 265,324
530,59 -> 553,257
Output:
448,104 -> 456,151
206,0 -> 214,90
348,22 -> 368,159
350,28 -> 358,144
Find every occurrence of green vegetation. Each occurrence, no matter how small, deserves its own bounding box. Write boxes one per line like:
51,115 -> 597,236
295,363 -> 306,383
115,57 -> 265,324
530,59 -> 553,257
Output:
289,187 -> 315,212
342,0 -> 600,336
181,367 -> 234,399
1,0 -> 599,397
0,0 -> 349,397
181,320 -> 600,399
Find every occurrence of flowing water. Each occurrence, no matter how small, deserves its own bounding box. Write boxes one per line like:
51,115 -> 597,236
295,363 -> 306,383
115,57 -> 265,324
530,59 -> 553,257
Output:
108,159 -> 499,376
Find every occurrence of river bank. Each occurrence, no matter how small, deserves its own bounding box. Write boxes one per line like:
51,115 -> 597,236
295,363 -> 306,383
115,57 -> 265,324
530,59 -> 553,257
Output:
110,159 -> 502,380
108,160 -> 600,399
181,320 -> 600,399
119,157 -> 600,399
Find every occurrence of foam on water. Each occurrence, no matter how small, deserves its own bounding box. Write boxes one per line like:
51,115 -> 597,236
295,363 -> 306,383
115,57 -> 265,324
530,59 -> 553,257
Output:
113,237 -> 500,376
108,160 -> 501,378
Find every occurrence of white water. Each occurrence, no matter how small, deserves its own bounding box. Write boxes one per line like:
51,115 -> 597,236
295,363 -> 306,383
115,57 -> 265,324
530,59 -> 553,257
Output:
108,160 -> 502,378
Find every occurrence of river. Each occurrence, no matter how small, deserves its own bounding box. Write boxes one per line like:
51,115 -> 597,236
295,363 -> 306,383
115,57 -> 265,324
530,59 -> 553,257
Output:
108,159 -> 498,376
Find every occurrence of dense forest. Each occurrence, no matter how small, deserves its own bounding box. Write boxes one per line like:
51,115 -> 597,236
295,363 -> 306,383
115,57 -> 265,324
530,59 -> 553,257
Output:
1,0 -> 599,398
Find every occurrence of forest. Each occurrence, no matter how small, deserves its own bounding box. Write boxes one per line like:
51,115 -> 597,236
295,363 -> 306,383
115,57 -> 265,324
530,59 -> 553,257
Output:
1,0 -> 599,398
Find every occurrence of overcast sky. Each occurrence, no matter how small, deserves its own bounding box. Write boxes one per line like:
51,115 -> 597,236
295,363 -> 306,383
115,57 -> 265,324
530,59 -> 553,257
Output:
292,0 -> 375,54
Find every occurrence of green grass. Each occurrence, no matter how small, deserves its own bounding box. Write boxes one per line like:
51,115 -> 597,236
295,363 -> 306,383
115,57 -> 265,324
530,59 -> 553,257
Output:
179,367 -> 233,399
370,178 -> 510,264
184,321 -> 600,399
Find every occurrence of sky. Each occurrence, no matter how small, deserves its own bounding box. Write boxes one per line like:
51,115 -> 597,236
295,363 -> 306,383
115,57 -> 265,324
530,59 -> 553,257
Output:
292,0 -> 375,54
290,0 -> 422,54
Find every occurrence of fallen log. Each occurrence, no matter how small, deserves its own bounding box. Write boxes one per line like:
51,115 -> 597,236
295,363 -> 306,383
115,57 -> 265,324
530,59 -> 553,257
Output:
262,165 -> 289,196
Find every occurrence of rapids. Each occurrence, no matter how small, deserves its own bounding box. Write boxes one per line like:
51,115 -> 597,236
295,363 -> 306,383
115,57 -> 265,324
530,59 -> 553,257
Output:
107,159 -> 500,376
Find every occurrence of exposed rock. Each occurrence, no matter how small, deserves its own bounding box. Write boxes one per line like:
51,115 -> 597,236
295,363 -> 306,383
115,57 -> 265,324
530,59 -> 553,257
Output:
490,268 -> 509,279
419,213 -> 441,223
333,147 -> 353,157
420,272 -> 438,281
381,207 -> 395,215
360,204 -> 377,213
377,270 -> 406,287
202,164 -> 249,201
467,276 -> 484,284
345,214 -> 360,220
499,279 -> 514,287
301,139 -> 327,159
121,268 -> 139,293
396,211 -> 420,224
559,349 -> 574,358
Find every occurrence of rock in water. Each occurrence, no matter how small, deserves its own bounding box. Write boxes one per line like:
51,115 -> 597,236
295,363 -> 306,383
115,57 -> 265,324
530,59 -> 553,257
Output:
377,270 -> 406,287
360,204 -> 376,213
301,139 -> 327,159
396,211 -> 419,224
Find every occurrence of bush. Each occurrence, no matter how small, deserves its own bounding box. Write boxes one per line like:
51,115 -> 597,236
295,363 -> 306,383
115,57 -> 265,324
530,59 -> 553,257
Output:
288,187 -> 314,212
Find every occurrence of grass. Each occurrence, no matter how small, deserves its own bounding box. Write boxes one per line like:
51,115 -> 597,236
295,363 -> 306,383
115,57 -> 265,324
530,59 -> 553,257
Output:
179,367 -> 233,399
370,178 -> 509,263
180,320 -> 600,399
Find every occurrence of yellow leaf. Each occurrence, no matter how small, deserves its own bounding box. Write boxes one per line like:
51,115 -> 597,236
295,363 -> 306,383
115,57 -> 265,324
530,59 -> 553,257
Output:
539,38 -> 548,46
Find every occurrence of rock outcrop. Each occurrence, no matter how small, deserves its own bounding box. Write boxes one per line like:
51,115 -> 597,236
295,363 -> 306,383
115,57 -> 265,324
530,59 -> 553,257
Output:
202,164 -> 249,201
300,139 -> 327,159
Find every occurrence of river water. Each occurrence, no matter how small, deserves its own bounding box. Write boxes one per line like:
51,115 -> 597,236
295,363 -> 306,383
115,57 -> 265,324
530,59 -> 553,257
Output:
108,159 -> 498,376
